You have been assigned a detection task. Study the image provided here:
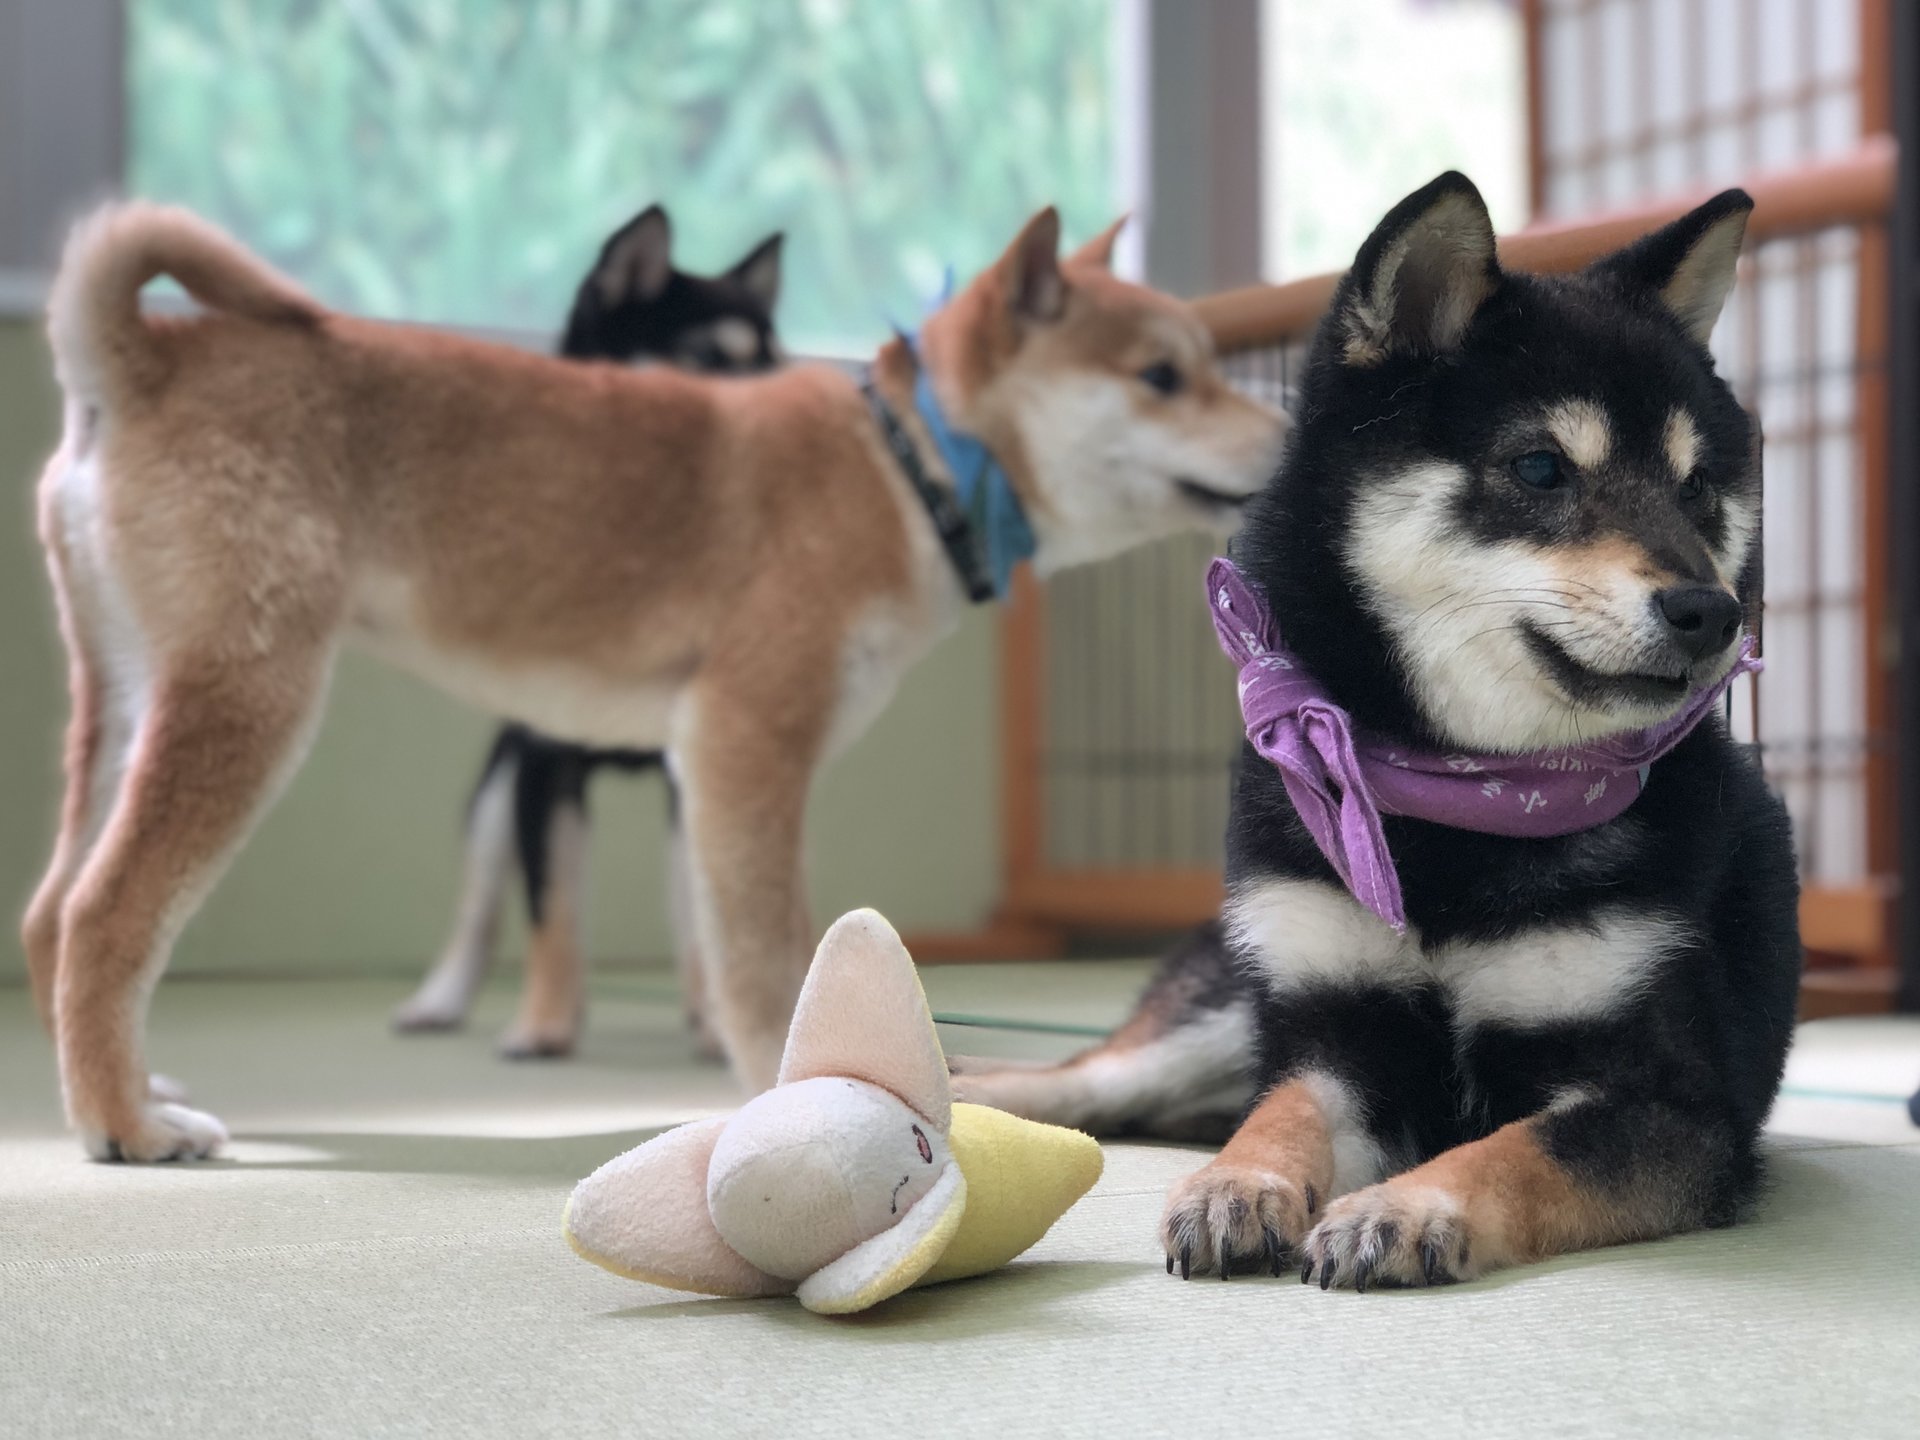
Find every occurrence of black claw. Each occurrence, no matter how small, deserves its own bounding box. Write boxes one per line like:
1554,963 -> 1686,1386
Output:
1319,1258 -> 1335,1291
1220,1259 -> 1231,1281
1179,1245 -> 1191,1281
1166,1253 -> 1175,1275
1265,1230 -> 1285,1278
1304,1183 -> 1319,1216
1300,1257 -> 1315,1285
1354,1259 -> 1373,1295
1421,1241 -> 1441,1287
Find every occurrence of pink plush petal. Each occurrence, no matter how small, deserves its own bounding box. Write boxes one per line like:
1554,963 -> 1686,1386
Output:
777,909 -> 952,1130
565,1117 -> 791,1298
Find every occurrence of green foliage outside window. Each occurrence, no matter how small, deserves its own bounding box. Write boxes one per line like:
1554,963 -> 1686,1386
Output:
129,0 -> 1118,350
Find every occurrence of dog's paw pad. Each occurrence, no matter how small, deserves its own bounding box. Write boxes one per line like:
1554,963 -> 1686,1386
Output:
1301,1184 -> 1473,1291
85,1102 -> 228,1163
1160,1165 -> 1311,1280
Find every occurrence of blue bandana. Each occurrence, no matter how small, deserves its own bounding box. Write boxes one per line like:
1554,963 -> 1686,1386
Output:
895,329 -> 1036,599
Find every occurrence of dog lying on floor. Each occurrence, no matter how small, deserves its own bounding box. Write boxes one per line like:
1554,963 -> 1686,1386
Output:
391,203 -> 784,1059
23,203 -> 1286,1161
963,173 -> 1801,1288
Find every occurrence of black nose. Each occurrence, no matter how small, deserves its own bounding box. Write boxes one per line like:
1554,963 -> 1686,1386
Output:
1653,586 -> 1742,661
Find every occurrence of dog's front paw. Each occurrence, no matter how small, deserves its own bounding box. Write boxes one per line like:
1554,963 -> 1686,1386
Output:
82,1101 -> 228,1163
392,983 -> 470,1033
1160,1164 -> 1318,1280
1301,1183 -> 1475,1291
498,1022 -> 577,1060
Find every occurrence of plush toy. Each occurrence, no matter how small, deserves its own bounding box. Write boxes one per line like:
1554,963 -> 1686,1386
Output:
564,909 -> 1103,1314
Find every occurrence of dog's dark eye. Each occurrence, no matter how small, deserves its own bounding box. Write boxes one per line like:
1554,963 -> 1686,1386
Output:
1139,362 -> 1183,396
1679,466 -> 1708,500
1510,451 -> 1565,490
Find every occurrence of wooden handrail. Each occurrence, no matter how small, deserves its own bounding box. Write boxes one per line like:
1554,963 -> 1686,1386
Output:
1196,134 -> 1898,352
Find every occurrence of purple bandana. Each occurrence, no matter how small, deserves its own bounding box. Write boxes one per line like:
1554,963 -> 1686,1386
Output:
1209,557 -> 1762,932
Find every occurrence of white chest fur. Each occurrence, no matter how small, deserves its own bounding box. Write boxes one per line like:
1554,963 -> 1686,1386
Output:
1226,876 -> 1683,1028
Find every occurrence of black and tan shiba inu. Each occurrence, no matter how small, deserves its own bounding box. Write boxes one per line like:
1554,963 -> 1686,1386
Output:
392,204 -> 785,1058
963,173 -> 1801,1288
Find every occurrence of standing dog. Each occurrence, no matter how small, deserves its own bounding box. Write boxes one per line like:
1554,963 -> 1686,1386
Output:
23,203 -> 1285,1160
972,174 -> 1800,1288
391,204 -> 785,1058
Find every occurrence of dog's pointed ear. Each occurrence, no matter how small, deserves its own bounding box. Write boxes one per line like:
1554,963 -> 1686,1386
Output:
1337,172 -> 1498,365
1067,214 -> 1128,271
726,232 -> 784,311
996,207 -> 1067,323
592,204 -> 674,306
1587,189 -> 1752,346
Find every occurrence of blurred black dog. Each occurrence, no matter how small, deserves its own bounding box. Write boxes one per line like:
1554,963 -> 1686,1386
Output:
393,205 -> 783,1057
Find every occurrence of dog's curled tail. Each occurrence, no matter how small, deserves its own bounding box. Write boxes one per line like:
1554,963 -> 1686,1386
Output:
47,202 -> 321,402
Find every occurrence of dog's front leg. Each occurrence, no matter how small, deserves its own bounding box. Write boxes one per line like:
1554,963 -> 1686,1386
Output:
394,736 -> 520,1034
1301,1094 -> 1745,1290
671,681 -> 824,1093
499,796 -> 590,1059
1160,1073 -> 1361,1278
663,804 -> 722,1061
57,651 -> 331,1161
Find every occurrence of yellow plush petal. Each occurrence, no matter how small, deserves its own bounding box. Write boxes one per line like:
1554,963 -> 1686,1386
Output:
918,1102 -> 1103,1286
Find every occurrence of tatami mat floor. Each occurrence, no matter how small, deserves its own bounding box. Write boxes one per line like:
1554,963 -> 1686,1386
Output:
2,965 -> 1917,1439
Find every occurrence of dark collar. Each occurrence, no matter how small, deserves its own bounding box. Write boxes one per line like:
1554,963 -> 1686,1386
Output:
861,375 -> 998,605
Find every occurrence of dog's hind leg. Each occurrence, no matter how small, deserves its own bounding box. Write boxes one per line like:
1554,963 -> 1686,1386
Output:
21,450 -> 157,1089
21,506 -> 117,1033
56,648 -> 331,1161
951,920 -> 1256,1142
393,729 -> 522,1033
499,741 -> 591,1059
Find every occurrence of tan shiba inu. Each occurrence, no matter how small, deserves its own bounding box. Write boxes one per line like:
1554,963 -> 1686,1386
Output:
22,203 -> 1285,1161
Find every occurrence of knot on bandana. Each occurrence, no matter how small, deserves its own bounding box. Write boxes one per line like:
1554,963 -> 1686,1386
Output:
1208,557 -> 1762,931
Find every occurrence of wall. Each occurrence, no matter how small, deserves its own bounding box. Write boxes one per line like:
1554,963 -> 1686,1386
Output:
0,317 -> 1000,980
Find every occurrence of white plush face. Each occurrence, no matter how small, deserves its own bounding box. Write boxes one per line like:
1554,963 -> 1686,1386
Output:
705,1076 -> 953,1282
